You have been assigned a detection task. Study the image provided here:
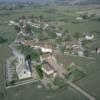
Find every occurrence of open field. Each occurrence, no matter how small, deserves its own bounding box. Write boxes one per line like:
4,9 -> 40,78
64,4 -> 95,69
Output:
64,55 -> 100,75
76,70 -> 100,100
0,25 -> 16,43
3,82 -> 88,100
63,54 -> 100,100
0,5 -> 100,37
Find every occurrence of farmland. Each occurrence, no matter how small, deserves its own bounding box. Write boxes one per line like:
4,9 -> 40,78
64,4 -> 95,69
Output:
76,70 -> 100,100
0,4 -> 100,100
0,5 -> 100,45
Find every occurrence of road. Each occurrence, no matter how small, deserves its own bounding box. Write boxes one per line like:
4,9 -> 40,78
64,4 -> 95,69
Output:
64,53 -> 96,60
6,78 -> 38,89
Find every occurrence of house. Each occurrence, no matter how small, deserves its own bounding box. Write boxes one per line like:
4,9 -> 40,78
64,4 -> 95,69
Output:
77,50 -> 84,56
20,40 -> 53,53
20,40 -> 34,47
63,40 -> 85,56
8,20 -> 16,26
76,17 -> 83,21
83,32 -> 94,40
8,20 -> 19,26
33,43 -> 53,53
42,62 -> 54,76
45,55 -> 67,77
16,63 -> 32,80
64,41 -> 80,50
43,23 -> 49,30
41,48 -> 52,53
14,52 -> 32,80
40,53 -> 52,62
56,32 -> 63,37
96,48 -> 100,54
31,23 -> 41,29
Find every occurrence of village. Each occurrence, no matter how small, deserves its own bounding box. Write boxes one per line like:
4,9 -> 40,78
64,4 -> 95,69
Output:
5,15 -> 100,91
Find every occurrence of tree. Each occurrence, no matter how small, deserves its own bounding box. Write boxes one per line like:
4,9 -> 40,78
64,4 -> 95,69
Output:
64,29 -> 69,33
19,21 -> 24,27
60,45 -> 65,53
63,35 -> 71,41
25,24 -> 32,34
59,26 -> 63,31
84,50 -> 89,57
21,15 -> 26,19
97,17 -> 100,21
0,36 -> 7,44
14,25 -> 21,33
90,13 -> 96,18
45,8 -> 57,14
82,12 -> 88,19
36,65 -> 43,79
73,32 -> 81,39
39,15 -> 43,21
17,45 -> 40,61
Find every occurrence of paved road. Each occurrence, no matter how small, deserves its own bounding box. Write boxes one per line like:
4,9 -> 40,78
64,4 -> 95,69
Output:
64,53 -> 96,60
6,79 -> 38,89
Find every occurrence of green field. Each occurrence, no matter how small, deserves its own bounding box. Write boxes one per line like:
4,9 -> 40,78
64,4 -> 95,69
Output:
0,45 -> 12,96
76,70 -> 100,100
64,54 -> 100,100
0,5 -> 100,38
64,55 -> 100,75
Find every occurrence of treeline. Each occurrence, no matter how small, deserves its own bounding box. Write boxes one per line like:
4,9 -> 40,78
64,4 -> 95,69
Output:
0,36 -> 8,44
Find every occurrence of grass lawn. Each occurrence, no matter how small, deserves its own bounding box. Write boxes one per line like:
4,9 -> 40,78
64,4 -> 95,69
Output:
53,77 -> 66,88
66,69 -> 86,82
0,24 -> 16,44
64,55 -> 100,75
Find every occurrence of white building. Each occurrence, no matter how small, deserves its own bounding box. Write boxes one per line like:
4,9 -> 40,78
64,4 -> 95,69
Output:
41,48 -> 52,53
8,20 -> 19,26
16,63 -> 31,80
97,48 -> 100,54
85,35 -> 94,40
84,32 -> 94,40
76,17 -> 83,21
43,24 -> 49,30
34,46 -> 53,53
14,52 -> 31,79
56,32 -> 63,37
78,51 -> 84,56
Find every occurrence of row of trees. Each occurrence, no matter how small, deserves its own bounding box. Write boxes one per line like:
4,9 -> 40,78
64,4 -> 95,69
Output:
14,23 -> 32,34
19,15 -> 44,21
36,65 -> 43,79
